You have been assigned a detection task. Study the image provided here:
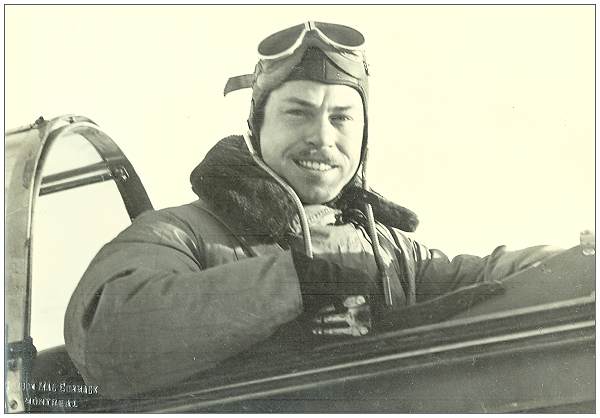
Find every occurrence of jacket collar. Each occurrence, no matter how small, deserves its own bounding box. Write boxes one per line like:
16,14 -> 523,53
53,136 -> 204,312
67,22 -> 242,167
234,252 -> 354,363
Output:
190,135 -> 418,243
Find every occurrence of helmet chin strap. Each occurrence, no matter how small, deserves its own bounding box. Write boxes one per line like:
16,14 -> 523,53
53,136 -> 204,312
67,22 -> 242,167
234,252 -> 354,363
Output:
242,131 -> 314,258
361,148 -> 395,308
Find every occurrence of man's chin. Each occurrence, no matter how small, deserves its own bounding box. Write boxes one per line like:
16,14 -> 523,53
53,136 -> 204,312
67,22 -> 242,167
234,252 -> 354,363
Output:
282,175 -> 345,204
296,187 -> 340,205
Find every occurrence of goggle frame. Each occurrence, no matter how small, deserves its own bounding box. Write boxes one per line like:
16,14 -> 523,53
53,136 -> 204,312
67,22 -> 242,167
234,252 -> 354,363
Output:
257,21 -> 366,61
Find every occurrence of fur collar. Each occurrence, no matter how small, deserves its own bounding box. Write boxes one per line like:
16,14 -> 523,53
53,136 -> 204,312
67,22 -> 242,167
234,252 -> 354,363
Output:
190,136 -> 418,242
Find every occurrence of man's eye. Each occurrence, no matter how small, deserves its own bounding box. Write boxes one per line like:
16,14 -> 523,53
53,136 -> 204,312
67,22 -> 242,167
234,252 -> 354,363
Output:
285,109 -> 307,117
331,114 -> 353,122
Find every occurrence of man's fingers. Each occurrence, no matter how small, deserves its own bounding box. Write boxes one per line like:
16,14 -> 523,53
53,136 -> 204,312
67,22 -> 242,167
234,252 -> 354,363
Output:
313,312 -> 349,324
313,327 -> 353,336
316,304 -> 337,314
314,295 -> 367,315
312,326 -> 370,337
343,295 -> 366,308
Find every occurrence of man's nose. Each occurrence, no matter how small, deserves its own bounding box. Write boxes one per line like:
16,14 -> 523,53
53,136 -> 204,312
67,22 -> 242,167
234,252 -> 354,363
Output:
305,116 -> 336,148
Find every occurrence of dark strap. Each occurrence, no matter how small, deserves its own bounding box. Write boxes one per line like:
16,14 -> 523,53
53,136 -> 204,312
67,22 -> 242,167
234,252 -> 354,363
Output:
8,336 -> 37,361
382,225 -> 417,305
224,74 -> 254,96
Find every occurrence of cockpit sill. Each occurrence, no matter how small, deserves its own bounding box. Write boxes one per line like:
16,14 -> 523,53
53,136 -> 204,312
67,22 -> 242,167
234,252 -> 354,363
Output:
79,295 -> 594,413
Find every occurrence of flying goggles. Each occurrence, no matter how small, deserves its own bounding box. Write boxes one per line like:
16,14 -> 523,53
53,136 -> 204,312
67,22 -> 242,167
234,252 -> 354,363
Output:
224,21 -> 369,96
258,21 -> 365,59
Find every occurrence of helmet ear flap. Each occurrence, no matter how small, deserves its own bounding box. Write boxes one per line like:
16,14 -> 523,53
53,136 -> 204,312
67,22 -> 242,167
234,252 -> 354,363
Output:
247,97 -> 256,135
247,97 -> 264,156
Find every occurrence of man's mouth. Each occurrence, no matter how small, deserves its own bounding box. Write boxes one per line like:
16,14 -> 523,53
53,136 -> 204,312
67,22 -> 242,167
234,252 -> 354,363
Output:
294,159 -> 336,172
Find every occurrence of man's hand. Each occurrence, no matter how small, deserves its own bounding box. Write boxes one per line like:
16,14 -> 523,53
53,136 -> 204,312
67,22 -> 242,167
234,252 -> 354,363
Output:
291,250 -> 379,314
311,295 -> 373,337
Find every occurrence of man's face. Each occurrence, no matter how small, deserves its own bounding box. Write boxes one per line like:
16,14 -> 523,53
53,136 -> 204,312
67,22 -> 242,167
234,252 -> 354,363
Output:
259,80 -> 364,204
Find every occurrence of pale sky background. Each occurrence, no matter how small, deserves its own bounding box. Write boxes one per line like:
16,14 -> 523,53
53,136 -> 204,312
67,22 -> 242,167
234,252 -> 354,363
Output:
5,5 -> 595,349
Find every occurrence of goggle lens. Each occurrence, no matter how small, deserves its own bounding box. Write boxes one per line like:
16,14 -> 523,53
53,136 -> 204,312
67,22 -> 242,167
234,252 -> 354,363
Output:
317,22 -> 365,47
258,23 -> 305,56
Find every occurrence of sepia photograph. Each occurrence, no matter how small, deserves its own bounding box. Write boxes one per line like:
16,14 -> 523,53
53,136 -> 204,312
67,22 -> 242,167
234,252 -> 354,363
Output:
4,3 -> 595,413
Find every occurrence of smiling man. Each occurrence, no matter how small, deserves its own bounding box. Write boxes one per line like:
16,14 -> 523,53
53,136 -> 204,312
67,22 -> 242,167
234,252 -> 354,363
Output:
260,79 -> 364,204
64,21 -> 558,398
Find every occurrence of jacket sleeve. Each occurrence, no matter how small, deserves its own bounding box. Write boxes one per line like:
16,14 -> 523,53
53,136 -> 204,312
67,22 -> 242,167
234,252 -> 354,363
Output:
411,240 -> 562,302
386,229 -> 561,303
64,208 -> 303,399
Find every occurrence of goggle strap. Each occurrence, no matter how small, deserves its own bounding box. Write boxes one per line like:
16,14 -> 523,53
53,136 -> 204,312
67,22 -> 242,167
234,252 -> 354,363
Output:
224,74 -> 254,96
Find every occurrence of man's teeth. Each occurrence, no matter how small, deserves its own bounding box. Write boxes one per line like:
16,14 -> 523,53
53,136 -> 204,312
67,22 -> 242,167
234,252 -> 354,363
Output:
296,160 -> 334,171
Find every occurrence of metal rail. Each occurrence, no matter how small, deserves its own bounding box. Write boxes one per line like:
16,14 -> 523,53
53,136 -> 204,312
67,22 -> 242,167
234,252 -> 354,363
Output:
39,161 -> 113,195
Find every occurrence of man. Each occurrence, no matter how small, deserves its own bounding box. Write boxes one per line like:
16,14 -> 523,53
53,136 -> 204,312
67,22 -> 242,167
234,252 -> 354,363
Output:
64,21 -> 557,398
